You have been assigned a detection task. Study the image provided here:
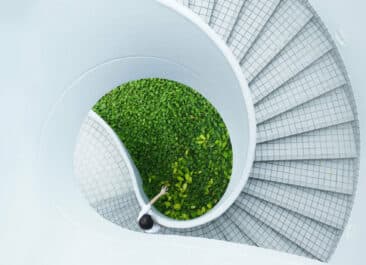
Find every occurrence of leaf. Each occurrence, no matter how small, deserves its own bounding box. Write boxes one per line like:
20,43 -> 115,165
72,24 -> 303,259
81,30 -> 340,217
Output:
173,203 -> 181,210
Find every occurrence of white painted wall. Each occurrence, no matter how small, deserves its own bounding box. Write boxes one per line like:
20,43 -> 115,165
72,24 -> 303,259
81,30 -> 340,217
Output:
0,0 -> 364,264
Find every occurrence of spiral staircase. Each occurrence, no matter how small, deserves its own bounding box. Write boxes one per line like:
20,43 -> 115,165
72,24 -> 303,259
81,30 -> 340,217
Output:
74,0 -> 360,262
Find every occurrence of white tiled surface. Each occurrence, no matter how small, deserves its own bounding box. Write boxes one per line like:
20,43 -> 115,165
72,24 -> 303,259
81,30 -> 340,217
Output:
241,0 -> 313,82
189,0 -> 215,23
216,214 -> 255,244
257,87 -> 355,142
228,0 -> 281,61
255,52 -> 346,123
250,20 -> 333,103
236,194 -> 340,261
161,219 -> 228,240
227,205 -> 313,258
255,122 -> 357,161
210,0 -> 246,41
251,159 -> 355,194
176,0 -> 190,7
74,115 -> 134,205
244,178 -> 352,229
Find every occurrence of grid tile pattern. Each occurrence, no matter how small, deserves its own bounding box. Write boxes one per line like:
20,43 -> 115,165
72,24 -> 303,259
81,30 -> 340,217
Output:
255,122 -> 357,161
74,114 -> 135,205
162,214 -> 254,245
251,160 -> 355,194
74,113 -> 140,231
241,0 -> 312,82
161,220 -> 227,240
228,0 -> 280,61
210,0 -> 246,41
189,0 -> 215,23
255,52 -> 346,123
176,0 -> 190,7
257,87 -> 355,143
227,205 -> 313,258
236,194 -> 340,261
93,192 -> 141,231
216,214 -> 255,244
244,179 -> 352,229
250,20 -> 333,103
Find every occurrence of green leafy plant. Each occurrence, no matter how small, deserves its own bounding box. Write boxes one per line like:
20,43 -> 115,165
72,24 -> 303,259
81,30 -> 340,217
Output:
93,78 -> 233,220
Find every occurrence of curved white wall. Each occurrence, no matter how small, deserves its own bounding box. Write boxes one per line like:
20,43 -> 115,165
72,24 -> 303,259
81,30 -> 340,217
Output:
31,0 -> 256,229
2,0 -> 363,264
0,0 -> 257,263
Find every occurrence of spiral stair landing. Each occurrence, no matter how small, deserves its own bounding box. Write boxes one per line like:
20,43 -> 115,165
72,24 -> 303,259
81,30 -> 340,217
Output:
74,0 -> 360,262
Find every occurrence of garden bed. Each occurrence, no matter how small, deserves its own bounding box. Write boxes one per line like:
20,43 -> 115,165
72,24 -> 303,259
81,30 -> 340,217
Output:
93,78 -> 232,220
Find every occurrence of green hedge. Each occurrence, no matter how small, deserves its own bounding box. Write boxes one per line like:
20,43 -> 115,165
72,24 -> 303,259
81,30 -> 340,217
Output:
93,78 -> 232,220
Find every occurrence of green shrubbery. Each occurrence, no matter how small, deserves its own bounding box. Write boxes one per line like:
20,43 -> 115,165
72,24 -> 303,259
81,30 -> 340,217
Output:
94,78 -> 232,220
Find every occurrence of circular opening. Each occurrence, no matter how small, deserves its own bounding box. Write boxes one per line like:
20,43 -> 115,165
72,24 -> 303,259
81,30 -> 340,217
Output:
38,48 -> 255,230
75,78 -> 233,223
58,54 -> 255,229
34,0 -> 255,232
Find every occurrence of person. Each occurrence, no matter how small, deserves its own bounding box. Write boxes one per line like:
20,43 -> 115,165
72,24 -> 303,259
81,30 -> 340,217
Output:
137,185 -> 168,233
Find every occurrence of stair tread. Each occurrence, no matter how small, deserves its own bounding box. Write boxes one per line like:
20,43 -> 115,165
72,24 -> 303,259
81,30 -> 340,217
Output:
241,0 -> 312,82
189,0 -> 215,23
251,159 -> 355,194
244,178 -> 352,229
228,0 -> 280,61
250,19 -> 333,103
257,87 -> 355,143
255,122 -> 357,161
227,205 -> 313,258
255,52 -> 347,123
176,0 -> 190,7
216,214 -> 255,244
161,221 -> 227,240
210,0 -> 246,41
236,194 -> 340,261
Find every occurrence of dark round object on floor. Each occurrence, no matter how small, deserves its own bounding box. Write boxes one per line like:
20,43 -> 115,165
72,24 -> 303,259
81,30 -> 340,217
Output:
138,214 -> 154,230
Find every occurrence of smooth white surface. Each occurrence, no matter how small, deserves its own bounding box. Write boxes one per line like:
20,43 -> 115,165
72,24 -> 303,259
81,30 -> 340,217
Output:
0,0 -> 363,264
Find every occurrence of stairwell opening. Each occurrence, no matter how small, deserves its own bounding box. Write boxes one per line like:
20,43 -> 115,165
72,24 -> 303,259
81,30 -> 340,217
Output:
64,55 -> 256,229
